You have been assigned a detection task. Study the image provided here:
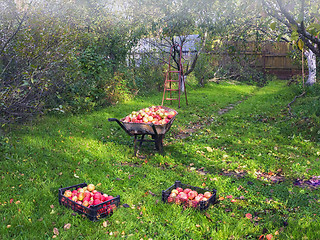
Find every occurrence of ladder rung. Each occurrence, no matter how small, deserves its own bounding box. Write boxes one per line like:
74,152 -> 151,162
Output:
166,89 -> 179,91
169,71 -> 180,73
166,98 -> 178,100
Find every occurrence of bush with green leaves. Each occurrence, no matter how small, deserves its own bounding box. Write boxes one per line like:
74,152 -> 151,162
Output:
0,1 -> 142,123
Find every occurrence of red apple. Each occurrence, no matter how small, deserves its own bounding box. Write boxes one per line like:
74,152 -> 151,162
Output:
178,192 -> 188,202
176,187 -> 183,193
82,200 -> 89,207
77,188 -> 84,193
83,196 -> 90,202
64,190 -> 72,198
204,192 -> 212,199
191,200 -> 198,208
195,195 -> 203,202
101,193 -> 108,202
202,197 -> 208,202
183,188 -> 192,194
84,191 -> 91,198
87,184 -> 95,192
77,192 -> 84,201
72,196 -> 78,202
93,199 -> 101,205
188,191 -> 197,200
106,196 -> 114,201
93,192 -> 102,200
167,196 -> 174,203
175,196 -> 181,205
171,189 -> 179,195
169,192 -> 177,198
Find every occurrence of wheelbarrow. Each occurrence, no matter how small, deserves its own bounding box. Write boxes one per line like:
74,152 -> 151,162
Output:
108,106 -> 178,156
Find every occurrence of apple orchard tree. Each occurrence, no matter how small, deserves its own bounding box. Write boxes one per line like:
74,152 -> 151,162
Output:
262,0 -> 320,86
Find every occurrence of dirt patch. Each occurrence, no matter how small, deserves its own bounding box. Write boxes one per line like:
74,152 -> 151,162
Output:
174,99 -> 246,140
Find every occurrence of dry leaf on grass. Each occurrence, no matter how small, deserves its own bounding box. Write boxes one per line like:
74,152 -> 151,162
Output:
53,228 -> 59,235
64,223 -> 71,231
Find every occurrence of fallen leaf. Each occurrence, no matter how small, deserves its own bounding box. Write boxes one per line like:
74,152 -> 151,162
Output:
245,213 -> 252,219
52,235 -> 57,239
15,201 -> 21,204
53,228 -> 59,235
96,183 -> 102,186
196,224 -> 201,227
205,212 -> 212,221
64,223 -> 71,231
7,225 -> 11,228
218,196 -> 225,201
226,195 -> 233,199
231,199 -> 237,203
74,173 -> 79,178
258,235 -> 265,240
149,190 -> 156,196
206,147 -> 213,152
103,221 -> 108,228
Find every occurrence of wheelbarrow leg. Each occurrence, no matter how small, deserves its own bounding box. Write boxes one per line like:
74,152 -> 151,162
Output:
154,134 -> 164,155
134,134 -> 145,156
134,135 -> 138,156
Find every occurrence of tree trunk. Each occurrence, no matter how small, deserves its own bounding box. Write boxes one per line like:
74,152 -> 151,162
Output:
304,49 -> 317,86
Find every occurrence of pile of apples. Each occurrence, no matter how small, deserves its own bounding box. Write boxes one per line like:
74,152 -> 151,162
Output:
62,184 -> 115,209
167,187 -> 212,208
122,106 -> 176,125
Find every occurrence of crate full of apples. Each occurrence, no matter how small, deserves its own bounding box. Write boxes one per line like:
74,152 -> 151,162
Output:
162,181 -> 217,210
58,182 -> 120,221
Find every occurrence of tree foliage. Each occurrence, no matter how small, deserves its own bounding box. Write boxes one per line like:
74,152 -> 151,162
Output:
0,0 -> 143,124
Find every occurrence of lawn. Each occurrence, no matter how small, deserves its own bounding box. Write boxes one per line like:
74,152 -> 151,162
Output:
1,80 -> 320,239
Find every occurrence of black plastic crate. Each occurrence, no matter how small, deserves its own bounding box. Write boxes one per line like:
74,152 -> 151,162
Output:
58,182 -> 120,221
162,181 -> 217,210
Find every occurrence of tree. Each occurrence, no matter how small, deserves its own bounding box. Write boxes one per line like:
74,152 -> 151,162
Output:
262,0 -> 320,85
126,0 -> 216,78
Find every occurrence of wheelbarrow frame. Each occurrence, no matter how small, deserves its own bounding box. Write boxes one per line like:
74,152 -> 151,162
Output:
108,106 -> 177,156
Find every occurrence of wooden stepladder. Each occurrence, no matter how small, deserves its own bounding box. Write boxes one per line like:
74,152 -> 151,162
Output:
161,44 -> 188,108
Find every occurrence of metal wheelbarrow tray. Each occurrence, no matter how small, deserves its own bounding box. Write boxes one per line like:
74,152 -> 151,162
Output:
108,106 -> 178,155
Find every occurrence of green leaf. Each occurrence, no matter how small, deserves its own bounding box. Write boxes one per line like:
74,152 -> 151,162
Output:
297,39 -> 304,50
291,31 -> 299,41
270,22 -> 277,31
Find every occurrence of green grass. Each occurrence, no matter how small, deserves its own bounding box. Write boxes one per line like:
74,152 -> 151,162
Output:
1,80 -> 320,239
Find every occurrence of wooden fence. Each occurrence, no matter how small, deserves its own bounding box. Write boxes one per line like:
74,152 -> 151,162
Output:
211,41 -> 304,79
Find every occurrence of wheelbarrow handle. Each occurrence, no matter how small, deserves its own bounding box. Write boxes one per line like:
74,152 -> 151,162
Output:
108,118 -> 133,136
